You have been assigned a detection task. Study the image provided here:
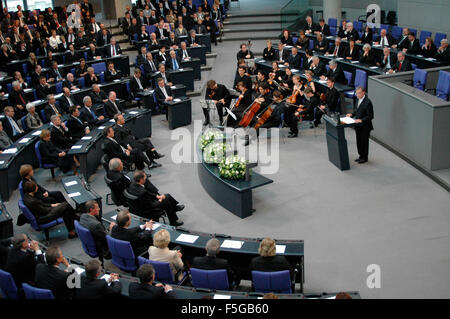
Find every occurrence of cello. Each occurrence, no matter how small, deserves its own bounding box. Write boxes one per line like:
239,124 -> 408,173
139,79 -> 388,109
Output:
238,90 -> 267,127
253,99 -> 278,129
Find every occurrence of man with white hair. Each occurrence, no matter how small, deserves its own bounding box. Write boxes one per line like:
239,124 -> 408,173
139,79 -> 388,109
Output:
191,238 -> 238,286
388,51 -> 412,73
89,83 -> 108,105
8,81 -> 28,118
44,94 -> 65,121
62,73 -> 79,90
436,38 -> 450,65
80,95 -> 105,128
377,47 -> 394,70
326,37 -> 345,57
321,59 -> 346,84
343,22 -> 359,41
304,15 -> 316,34
104,91 -> 123,119
376,29 -> 395,48
50,114 -> 74,150
309,56 -> 326,77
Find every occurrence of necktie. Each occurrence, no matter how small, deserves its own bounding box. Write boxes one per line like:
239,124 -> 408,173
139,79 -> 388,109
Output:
398,62 -> 402,72
51,105 -> 60,116
150,60 -> 155,71
161,86 -> 168,99
112,45 -> 115,56
68,97 -> 73,106
9,117 -> 22,135
89,108 -> 98,120
381,37 -> 385,47
162,73 -> 167,83
183,50 -> 188,58
333,46 -> 338,56
112,102 -> 119,113
19,93 -> 26,105
173,58 -> 178,70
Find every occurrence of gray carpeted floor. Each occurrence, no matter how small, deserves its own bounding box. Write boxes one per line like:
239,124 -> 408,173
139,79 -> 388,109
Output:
5,0 -> 450,299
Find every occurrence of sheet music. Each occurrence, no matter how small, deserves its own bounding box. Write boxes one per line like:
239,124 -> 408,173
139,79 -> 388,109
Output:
276,245 -> 286,254
64,181 -> 78,187
68,192 -> 81,198
221,240 -> 244,249
176,234 -> 199,244
340,117 -> 355,124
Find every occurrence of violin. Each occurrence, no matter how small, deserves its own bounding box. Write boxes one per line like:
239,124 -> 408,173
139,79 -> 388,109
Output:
288,86 -> 301,104
234,89 -> 246,108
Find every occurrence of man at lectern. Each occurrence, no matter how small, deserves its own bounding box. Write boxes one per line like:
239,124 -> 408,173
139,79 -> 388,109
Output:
346,86 -> 373,164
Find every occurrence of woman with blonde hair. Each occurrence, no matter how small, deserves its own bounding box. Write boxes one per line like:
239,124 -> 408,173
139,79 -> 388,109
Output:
25,103 -> 43,130
249,237 -> 291,273
148,229 -> 184,281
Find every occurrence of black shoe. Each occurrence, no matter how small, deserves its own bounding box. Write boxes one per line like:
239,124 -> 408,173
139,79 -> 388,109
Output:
358,159 -> 367,164
154,152 -> 165,159
288,133 -> 298,138
244,137 -> 250,146
104,252 -> 112,260
68,232 -> 78,239
176,204 -> 185,212
148,161 -> 162,169
354,158 -> 361,163
309,123 -> 314,128
203,120 -> 210,126
172,221 -> 184,227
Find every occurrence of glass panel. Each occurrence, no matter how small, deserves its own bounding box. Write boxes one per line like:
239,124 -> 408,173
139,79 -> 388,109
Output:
26,0 -> 54,11
6,0 -> 24,11
280,0 -> 313,32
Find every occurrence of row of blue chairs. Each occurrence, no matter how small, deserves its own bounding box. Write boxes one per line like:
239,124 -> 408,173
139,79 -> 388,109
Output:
0,269 -> 54,299
412,69 -> 450,100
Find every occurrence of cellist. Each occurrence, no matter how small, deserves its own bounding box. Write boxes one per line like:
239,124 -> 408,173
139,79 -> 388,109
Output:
227,81 -> 253,127
288,87 -> 319,138
254,90 -> 286,132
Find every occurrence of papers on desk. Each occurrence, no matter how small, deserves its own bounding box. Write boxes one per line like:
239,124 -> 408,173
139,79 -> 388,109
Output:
416,54 -> 423,57
3,94 -> 8,98
278,64 -> 284,68
173,98 -> 181,102
81,136 -> 92,140
32,130 -> 42,136
170,86 -> 176,89
426,57 -> 437,61
68,192 -> 81,198
214,294 -> 232,299
276,245 -> 286,254
71,88 -> 80,92
221,240 -> 244,249
350,60 -> 359,64
369,66 -> 379,69
340,117 -> 355,125
111,214 -> 117,220
54,93 -> 64,98
101,274 -> 110,282
372,44 -> 381,47
178,68 -> 184,71
335,57 -> 343,60
291,68 -> 299,73
74,267 -> 85,275
326,296 -> 336,299
73,62 -> 80,65
71,145 -> 82,150
326,36 -> 334,40
98,126 -> 105,130
129,111 -> 138,115
318,80 -> 328,84
259,59 -> 266,63
176,234 -> 199,244
18,138 -> 31,144
109,119 -> 115,122
113,79 -> 121,82
24,88 -> 33,93
64,181 -> 78,187
0,161 -> 4,165
152,223 -> 160,230
3,148 -> 18,154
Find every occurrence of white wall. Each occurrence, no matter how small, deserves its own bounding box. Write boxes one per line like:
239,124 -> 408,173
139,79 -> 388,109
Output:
397,0 -> 450,35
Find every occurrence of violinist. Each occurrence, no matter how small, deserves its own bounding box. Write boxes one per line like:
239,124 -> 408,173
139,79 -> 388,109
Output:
234,66 -> 252,91
303,70 -> 317,94
204,80 -> 231,126
287,75 -> 303,106
280,67 -> 294,91
253,71 -> 267,96
227,81 -> 252,127
271,61 -> 284,80
288,87 -> 318,138
315,77 -> 340,127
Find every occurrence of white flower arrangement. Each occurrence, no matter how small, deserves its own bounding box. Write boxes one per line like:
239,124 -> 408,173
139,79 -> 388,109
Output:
203,142 -> 229,164
219,155 -> 247,180
200,131 -> 224,150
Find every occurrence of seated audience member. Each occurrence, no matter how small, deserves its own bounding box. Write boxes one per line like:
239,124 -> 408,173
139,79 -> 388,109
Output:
315,77 -> 340,125
321,59 -> 346,85
166,32 -> 180,49
156,45 -> 169,64
234,66 -> 252,91
76,260 -> 121,299
127,171 -> 183,225
179,41 -> 191,61
166,50 -> 182,71
104,92 -> 123,119
36,76 -> 53,100
106,158 -> 131,204
377,47 -> 395,70
84,67 -> 99,87
191,238 -> 237,286
436,39 -> 450,65
402,32 -> 420,55
62,73 -> 79,90
142,53 -> 158,85
13,71 -> 28,90
38,129 -> 79,175
25,103 -> 43,130
129,264 -> 176,299
105,62 -> 122,82
80,200 -> 115,259
4,234 -> 44,286
136,46 -> 148,67
34,245 -> 74,299
421,37 -> 437,58
359,44 -> 376,65
309,56 -> 326,77
263,40 -> 276,61
65,44 -> 79,64
357,25 -> 373,44
114,113 -> 163,164
105,38 -> 122,58
103,126 -> 146,170
157,63 -> 173,86
87,43 -> 101,60
285,46 -> 301,69
148,229 -> 184,280
48,60 -> 64,82
315,18 -> 330,36
295,30 -> 309,50
50,115 -> 74,150
31,65 -> 44,86
326,37 -> 345,57
90,84 -> 108,106
375,29 -> 395,48
44,94 -> 65,121
1,106 -> 25,141
97,28 -> 111,47
149,33 -> 160,51
66,106 -> 90,141
187,30 -> 200,47
389,51 -> 412,73
395,28 -> 411,50
137,25 -> 150,41
80,96 -> 106,127
279,29 -> 293,46
19,164 -> 66,204
76,58 -> 89,78
314,33 -> 329,53
236,42 -> 254,61
130,68 -> 147,99
345,39 -> 360,61
59,87 -> 77,113
0,121 -> 13,151
23,180 -> 77,238
110,210 -> 153,256
9,81 -> 29,118
250,237 -> 292,273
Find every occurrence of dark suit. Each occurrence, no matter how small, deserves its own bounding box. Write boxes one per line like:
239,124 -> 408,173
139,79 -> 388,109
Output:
96,33 -> 112,47
128,282 -> 176,299
263,47 -> 276,61
75,276 -> 121,299
62,79 -> 79,90
23,193 -> 76,231
87,49 -> 100,61
110,225 -> 152,256
404,38 -> 421,54
391,58 -> 412,72
191,255 -> 237,285
103,137 -> 146,170
249,255 -> 291,273
44,103 -> 65,122
317,24 -> 330,36
1,116 -> 25,141
359,51 -> 376,66
233,74 -> 252,91
436,46 -> 450,65
22,176 -> 66,204
79,213 -> 110,259
4,248 -> 44,286
104,44 -> 122,58
314,38 -> 329,53
34,263 -> 73,299
359,31 -> 373,44
104,100 -> 123,119
36,84 -> 53,100
352,96 -> 374,161
106,170 -> 131,206
137,32 -> 150,42
154,84 -> 173,105
50,125 -> 74,150
90,90 -> 108,105
80,106 -> 104,128
66,115 -> 89,140
204,84 -> 231,123
9,89 -> 29,118
326,66 -> 346,85
310,62 -> 326,77
345,46 -> 360,61
155,27 -> 170,39
166,56 -> 182,71
129,76 -> 146,98
286,54 -> 301,69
